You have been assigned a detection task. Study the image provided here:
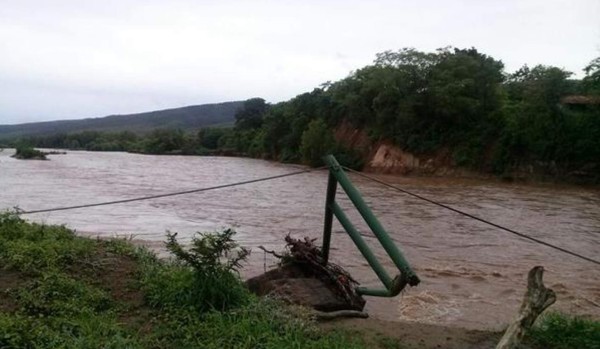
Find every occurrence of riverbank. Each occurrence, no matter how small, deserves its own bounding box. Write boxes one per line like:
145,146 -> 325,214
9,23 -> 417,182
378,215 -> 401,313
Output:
92,143 -> 600,189
21,141 -> 600,186
2,213 -> 598,348
0,213 -> 361,348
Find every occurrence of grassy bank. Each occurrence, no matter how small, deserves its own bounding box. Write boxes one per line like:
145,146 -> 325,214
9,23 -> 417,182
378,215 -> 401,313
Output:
0,212 -> 362,348
0,212 -> 597,348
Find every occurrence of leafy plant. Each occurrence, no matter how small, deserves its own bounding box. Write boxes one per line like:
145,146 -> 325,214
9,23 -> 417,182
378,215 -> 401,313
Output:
160,229 -> 251,312
166,229 -> 249,273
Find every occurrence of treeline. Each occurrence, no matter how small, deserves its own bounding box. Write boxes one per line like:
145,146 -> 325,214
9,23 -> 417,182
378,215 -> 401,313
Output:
225,48 -> 600,179
15,47 -> 600,181
16,128 -> 231,156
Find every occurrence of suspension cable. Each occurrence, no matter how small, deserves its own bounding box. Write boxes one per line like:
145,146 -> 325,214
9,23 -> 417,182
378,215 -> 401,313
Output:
342,166 -> 600,267
19,167 -> 325,215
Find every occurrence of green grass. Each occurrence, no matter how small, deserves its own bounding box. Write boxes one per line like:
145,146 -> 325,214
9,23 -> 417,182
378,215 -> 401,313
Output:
376,336 -> 406,349
0,214 -> 94,274
0,212 -> 364,348
528,312 -> 600,349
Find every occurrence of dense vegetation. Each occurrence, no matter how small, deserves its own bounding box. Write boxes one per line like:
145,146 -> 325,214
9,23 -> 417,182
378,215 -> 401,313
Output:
11,145 -> 47,160
10,48 -> 600,182
220,48 -> 599,179
0,101 -> 242,139
0,212 -> 363,348
13,128 -> 233,155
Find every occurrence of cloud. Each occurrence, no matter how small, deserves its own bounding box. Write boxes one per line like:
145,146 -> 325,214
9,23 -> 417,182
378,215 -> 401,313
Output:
1,0 -> 599,124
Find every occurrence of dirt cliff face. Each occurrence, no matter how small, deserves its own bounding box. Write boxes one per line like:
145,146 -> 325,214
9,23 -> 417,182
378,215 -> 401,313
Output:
367,143 -> 419,174
333,122 -> 595,182
333,122 -> 479,177
333,121 -> 371,151
365,142 -> 482,177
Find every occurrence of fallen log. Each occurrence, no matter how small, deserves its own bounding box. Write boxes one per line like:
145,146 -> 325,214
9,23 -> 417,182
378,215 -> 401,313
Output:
496,266 -> 556,349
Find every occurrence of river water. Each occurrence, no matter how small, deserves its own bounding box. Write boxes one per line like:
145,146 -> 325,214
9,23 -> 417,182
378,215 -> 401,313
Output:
1,149 -> 599,330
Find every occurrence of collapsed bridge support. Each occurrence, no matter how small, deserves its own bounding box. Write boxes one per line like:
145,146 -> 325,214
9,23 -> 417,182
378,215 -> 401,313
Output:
321,155 -> 420,297
247,155 -> 420,313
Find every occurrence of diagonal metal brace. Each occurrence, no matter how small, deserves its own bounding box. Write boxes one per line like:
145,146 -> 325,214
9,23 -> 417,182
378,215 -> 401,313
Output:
321,155 -> 419,297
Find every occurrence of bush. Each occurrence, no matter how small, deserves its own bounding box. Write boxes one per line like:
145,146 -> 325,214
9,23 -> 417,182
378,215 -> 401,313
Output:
142,229 -> 251,313
529,312 -> 600,349
13,145 -> 47,160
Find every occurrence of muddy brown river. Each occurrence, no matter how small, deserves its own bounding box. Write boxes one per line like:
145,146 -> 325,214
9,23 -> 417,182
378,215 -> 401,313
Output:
1,149 -> 599,330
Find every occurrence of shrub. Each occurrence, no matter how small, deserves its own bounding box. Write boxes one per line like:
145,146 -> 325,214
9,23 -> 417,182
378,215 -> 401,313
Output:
529,312 -> 600,349
142,229 -> 251,313
13,146 -> 47,160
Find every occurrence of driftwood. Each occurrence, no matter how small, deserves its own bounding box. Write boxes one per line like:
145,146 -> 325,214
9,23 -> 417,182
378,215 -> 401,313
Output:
258,245 -> 284,259
249,235 -> 366,312
282,235 -> 362,308
260,236 -> 362,305
496,266 -> 556,349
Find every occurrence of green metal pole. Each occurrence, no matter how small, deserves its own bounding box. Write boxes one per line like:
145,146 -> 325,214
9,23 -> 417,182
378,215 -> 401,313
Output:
356,286 -> 392,297
323,155 -> 420,286
321,172 -> 337,264
331,202 -> 393,289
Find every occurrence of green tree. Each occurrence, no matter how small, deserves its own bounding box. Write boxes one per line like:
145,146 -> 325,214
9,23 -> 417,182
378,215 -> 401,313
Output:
198,128 -> 227,149
300,119 -> 334,166
583,57 -> 600,94
234,98 -> 268,130
508,65 -> 572,162
143,129 -> 185,153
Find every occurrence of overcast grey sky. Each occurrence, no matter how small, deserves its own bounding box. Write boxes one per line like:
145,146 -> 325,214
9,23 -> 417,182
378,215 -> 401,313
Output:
1,0 -> 599,124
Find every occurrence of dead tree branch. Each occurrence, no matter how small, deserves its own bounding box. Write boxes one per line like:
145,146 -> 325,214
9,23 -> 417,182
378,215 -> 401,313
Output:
258,245 -> 284,259
496,266 -> 556,349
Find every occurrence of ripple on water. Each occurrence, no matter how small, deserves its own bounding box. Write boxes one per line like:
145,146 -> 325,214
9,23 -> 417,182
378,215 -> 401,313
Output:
1,150 -> 599,330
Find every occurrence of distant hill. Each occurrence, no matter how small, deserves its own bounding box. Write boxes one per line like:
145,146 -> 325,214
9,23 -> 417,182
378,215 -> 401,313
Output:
0,101 -> 243,139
